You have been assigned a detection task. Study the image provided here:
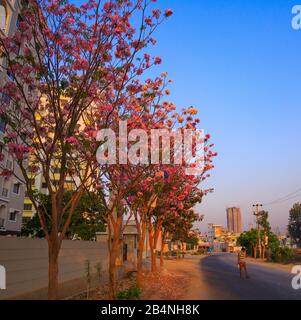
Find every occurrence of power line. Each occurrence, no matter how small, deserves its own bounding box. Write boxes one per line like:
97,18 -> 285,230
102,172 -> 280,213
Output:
264,194 -> 301,206
263,188 -> 301,206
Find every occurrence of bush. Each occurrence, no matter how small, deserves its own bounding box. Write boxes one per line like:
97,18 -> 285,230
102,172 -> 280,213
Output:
192,249 -> 207,255
116,286 -> 141,300
292,249 -> 301,263
125,271 -> 135,279
270,247 -> 294,264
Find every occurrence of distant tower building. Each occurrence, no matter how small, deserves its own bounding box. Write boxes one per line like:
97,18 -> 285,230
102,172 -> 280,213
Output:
226,207 -> 242,234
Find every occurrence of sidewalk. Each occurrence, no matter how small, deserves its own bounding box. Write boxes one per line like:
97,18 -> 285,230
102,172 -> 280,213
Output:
142,255 -> 209,300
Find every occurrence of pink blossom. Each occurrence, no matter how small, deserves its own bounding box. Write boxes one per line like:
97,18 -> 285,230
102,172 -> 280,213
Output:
65,136 -> 79,145
164,9 -> 173,17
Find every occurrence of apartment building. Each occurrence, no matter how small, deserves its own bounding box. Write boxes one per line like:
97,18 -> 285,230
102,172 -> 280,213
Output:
226,207 -> 242,234
22,97 -> 81,219
207,223 -> 238,253
207,224 -> 226,245
22,164 -> 78,219
0,0 -> 27,235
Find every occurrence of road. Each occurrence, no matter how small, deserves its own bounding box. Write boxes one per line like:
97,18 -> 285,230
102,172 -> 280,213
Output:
198,253 -> 301,300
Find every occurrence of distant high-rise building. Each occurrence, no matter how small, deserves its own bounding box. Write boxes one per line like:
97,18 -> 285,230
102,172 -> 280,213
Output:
226,207 -> 242,234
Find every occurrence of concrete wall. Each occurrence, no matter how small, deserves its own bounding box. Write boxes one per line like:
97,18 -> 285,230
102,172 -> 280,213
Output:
0,237 -> 109,299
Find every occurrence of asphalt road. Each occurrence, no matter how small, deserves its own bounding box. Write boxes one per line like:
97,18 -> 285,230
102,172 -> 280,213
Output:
199,253 -> 301,300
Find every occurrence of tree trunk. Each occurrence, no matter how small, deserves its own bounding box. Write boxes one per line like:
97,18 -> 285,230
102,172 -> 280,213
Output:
253,245 -> 257,258
148,222 -> 156,273
151,251 -> 156,272
136,219 -> 146,288
108,236 -> 120,300
258,243 -> 262,259
160,232 -> 166,268
149,240 -> 156,272
106,209 -> 123,300
48,237 -> 60,300
262,230 -> 267,259
136,241 -> 144,287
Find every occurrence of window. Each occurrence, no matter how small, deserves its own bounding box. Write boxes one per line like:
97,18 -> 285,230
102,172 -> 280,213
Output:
9,211 -> 18,222
0,218 -> 4,228
42,182 -> 47,189
7,70 -> 14,80
16,14 -> 23,30
0,4 -> 7,31
13,183 -> 20,194
0,116 -> 6,133
52,180 -> 59,187
23,203 -> 32,211
2,187 -> 8,197
53,167 -> 61,174
0,144 -> 3,160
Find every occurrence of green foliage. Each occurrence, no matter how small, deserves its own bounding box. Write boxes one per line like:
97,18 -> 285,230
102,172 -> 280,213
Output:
237,228 -> 280,257
267,232 -> 280,253
238,212 -> 280,257
116,286 -> 141,300
258,211 -> 271,234
269,247 -> 294,264
237,229 -> 258,255
185,234 -> 199,247
288,203 -> 301,248
125,271 -> 135,279
21,191 -> 106,240
192,249 -> 207,255
21,216 -> 46,238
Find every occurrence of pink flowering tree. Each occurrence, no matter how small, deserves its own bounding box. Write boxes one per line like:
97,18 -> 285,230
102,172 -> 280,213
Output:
122,99 -> 216,277
0,0 -> 173,299
94,72 -> 176,296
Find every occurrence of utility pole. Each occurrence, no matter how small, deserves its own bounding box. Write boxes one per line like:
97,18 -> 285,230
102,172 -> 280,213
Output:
253,204 -> 263,259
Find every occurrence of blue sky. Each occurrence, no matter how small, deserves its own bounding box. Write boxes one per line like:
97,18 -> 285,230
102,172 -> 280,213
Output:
72,0 -> 301,233
148,0 -> 301,233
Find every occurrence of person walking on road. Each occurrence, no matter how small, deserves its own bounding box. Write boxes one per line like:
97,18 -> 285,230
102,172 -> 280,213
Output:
237,247 -> 250,279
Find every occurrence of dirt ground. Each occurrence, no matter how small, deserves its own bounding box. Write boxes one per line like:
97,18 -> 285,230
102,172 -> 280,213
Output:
246,257 -> 297,272
70,255 -> 206,300
154,255 -> 209,300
